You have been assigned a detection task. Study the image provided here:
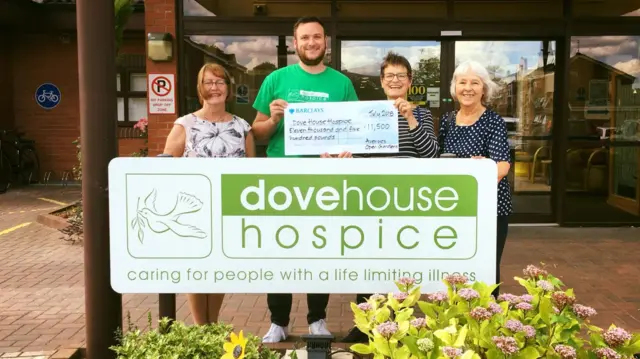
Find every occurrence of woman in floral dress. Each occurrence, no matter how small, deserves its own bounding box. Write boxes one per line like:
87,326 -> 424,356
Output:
162,62 -> 256,324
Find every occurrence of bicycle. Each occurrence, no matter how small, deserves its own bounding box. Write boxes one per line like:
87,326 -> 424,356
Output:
0,129 -> 41,193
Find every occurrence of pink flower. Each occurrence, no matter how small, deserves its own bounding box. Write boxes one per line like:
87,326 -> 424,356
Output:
427,291 -> 448,302
519,294 -> 533,303
537,280 -> 554,291
552,292 -> 576,307
523,264 -> 548,278
393,292 -> 408,301
572,304 -> 597,319
515,302 -> 533,311
442,346 -> 463,358
369,294 -> 385,302
444,274 -> 468,286
458,288 -> 480,301
603,327 -> 632,347
594,348 -> 621,359
410,318 -> 427,329
523,325 -> 536,338
488,302 -> 503,314
357,303 -> 372,311
470,307 -> 492,321
133,118 -> 148,133
376,321 -> 398,338
505,319 -> 523,332
497,293 -> 521,305
492,336 -> 519,355
555,345 -> 577,359
398,277 -> 416,286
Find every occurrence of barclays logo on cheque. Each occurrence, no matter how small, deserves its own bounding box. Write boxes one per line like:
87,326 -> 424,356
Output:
288,107 -> 325,115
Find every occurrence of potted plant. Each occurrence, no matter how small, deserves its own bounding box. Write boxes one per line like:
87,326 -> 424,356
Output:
349,264 -> 640,359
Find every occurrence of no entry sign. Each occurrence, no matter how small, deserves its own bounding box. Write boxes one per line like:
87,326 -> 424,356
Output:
148,74 -> 175,114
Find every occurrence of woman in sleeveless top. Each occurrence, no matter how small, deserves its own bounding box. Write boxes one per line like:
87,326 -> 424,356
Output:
162,63 -> 256,324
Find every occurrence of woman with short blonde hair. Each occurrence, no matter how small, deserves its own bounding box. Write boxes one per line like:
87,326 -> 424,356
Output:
163,62 -> 256,324
439,60 -> 511,297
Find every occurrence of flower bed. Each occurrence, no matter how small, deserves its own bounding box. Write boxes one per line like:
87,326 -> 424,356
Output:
110,315 -> 281,359
349,264 -> 640,359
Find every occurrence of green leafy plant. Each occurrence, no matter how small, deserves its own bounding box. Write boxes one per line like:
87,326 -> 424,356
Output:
115,0 -> 135,55
349,264 -> 640,359
111,313 -> 282,359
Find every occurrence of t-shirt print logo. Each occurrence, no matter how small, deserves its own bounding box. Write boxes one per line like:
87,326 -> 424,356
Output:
286,89 -> 330,102
130,188 -> 207,244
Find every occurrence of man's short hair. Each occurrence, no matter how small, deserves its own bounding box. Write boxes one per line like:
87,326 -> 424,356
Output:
293,16 -> 325,38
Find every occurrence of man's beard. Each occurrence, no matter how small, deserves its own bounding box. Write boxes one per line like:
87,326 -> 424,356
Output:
297,45 -> 325,66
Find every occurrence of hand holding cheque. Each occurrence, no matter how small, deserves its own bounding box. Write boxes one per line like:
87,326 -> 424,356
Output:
282,100 -> 401,156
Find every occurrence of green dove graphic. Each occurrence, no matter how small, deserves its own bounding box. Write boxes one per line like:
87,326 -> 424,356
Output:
130,188 -> 207,243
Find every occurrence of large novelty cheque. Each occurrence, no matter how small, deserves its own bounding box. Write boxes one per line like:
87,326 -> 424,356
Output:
283,100 -> 399,156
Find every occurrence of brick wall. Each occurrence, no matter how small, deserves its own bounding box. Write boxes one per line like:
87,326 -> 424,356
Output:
0,34 -> 14,131
119,138 -> 147,157
10,34 -> 145,181
145,0 -> 178,157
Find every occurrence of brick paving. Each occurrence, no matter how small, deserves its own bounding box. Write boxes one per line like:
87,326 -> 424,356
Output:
1,187 -> 640,357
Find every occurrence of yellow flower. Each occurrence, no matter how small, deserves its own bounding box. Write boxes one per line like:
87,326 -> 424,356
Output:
222,330 -> 247,359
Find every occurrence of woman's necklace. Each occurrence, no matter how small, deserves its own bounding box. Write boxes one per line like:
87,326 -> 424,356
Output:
201,111 -> 228,123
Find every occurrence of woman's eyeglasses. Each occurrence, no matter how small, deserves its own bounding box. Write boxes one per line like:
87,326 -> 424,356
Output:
202,80 -> 227,88
383,73 -> 409,81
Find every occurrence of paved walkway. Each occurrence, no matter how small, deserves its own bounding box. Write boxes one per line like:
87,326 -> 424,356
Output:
1,187 -> 640,355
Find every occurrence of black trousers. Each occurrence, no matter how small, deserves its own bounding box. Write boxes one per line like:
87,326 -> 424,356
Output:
355,215 -> 510,304
267,293 -> 329,327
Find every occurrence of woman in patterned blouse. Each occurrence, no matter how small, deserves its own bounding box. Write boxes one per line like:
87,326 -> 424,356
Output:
163,63 -> 256,324
438,60 -> 512,298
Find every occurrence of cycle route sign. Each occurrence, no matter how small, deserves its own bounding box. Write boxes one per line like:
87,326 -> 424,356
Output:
35,83 -> 61,110
107,157 -> 498,294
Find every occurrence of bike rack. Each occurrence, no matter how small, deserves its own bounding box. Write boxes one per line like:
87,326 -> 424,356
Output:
43,171 -> 53,186
61,171 -> 71,187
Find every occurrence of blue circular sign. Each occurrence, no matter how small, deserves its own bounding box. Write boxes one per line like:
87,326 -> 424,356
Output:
35,83 -> 61,110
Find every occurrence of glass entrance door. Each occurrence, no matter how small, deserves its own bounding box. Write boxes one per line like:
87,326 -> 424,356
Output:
453,40 -> 557,222
340,40 -> 445,121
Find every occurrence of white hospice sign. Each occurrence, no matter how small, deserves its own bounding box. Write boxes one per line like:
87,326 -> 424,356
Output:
283,100 -> 399,156
108,157 -> 498,294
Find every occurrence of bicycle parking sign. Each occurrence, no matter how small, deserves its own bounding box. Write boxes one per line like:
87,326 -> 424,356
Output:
35,83 -> 61,110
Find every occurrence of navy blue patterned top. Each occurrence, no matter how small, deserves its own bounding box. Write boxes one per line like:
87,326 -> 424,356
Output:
438,108 -> 513,216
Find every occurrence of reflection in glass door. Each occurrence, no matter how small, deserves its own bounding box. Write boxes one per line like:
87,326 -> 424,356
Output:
340,41 -> 443,121
454,41 -> 557,218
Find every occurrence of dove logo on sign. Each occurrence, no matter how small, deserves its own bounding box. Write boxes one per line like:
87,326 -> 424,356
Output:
131,189 -> 207,242
125,174 -> 213,259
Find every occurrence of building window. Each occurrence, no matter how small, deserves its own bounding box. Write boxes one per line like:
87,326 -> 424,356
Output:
116,69 -> 148,125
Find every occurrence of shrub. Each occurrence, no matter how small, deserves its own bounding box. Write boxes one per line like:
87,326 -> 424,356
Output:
349,264 -> 640,359
110,314 -> 282,359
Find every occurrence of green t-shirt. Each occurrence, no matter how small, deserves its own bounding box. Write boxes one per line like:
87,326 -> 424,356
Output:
252,64 -> 359,157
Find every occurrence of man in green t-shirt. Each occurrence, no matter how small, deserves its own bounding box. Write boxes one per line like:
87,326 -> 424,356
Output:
251,16 -> 358,343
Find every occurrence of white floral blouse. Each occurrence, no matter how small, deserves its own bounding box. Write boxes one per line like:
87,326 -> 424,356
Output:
175,113 -> 251,158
